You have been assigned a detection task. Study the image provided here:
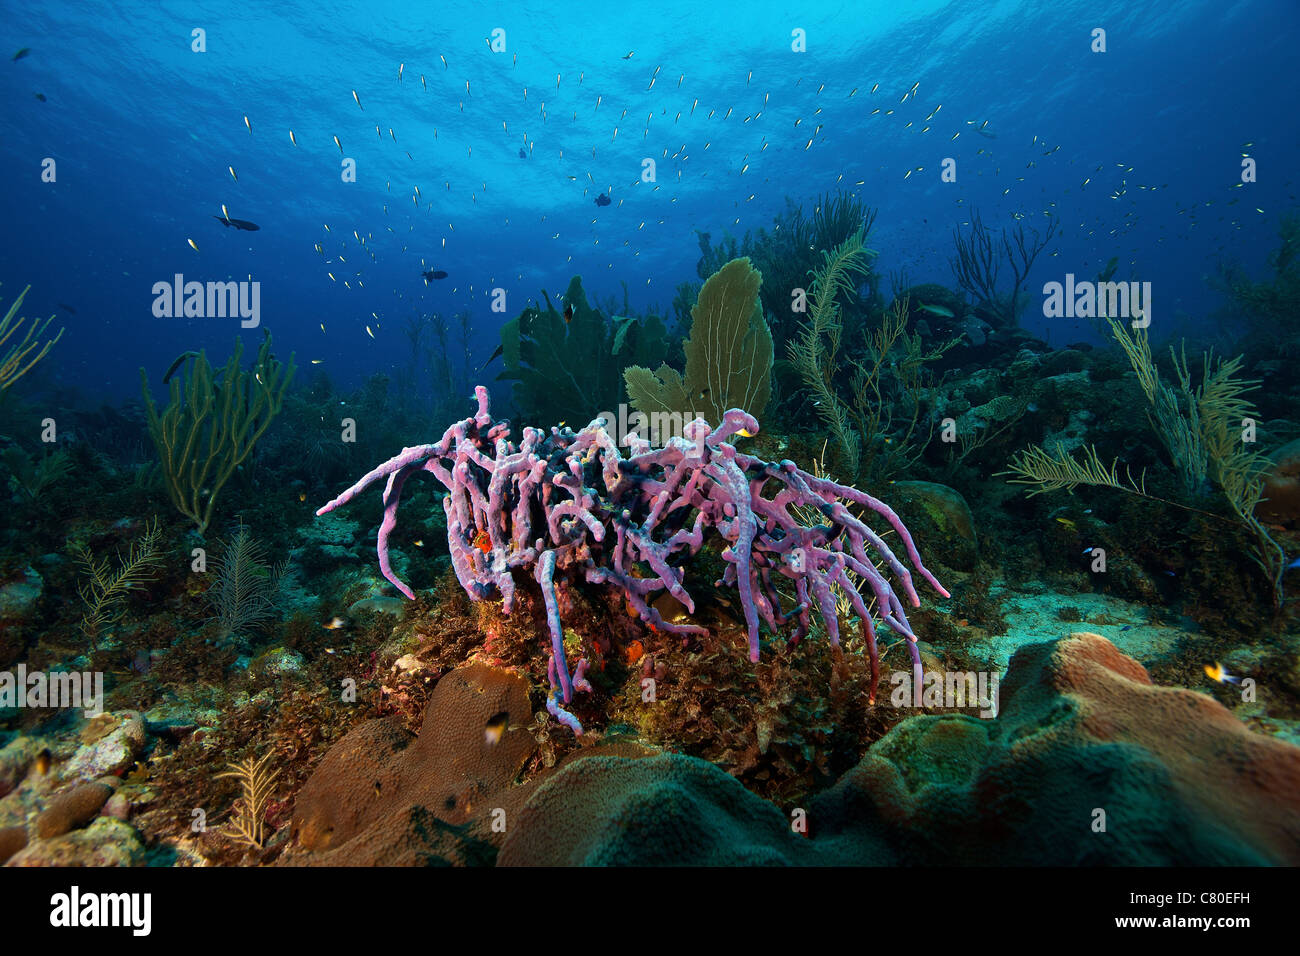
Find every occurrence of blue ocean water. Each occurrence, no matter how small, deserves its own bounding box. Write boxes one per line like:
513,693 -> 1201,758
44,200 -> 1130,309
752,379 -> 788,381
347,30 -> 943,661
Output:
2,0 -> 1296,402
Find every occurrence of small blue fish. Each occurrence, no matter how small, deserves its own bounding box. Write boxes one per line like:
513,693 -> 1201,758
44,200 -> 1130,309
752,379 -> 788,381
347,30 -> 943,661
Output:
1119,625 -> 1132,632
1287,556 -> 1300,570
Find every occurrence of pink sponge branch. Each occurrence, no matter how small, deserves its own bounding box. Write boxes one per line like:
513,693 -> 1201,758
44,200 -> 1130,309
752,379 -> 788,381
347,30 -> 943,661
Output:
317,387 -> 947,734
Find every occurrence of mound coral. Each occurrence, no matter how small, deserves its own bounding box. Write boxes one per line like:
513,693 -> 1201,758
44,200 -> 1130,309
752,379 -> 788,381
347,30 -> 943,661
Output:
317,385 -> 948,734
500,633 -> 1300,865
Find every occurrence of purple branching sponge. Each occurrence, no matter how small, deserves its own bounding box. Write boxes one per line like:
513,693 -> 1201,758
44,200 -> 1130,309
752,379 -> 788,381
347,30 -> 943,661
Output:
317,385 -> 950,734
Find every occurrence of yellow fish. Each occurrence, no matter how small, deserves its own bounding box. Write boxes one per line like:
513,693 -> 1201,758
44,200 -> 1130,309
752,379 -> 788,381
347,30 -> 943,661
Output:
1204,662 -> 1242,685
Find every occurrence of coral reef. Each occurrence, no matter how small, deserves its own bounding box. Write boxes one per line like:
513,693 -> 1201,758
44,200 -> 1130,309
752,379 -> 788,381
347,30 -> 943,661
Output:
3,187 -> 1297,873
495,633 -> 1300,865
1004,317 -> 1286,605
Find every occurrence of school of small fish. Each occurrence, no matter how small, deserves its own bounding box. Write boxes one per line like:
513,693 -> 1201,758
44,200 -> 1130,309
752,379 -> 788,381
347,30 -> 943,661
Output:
186,34 -> 1263,354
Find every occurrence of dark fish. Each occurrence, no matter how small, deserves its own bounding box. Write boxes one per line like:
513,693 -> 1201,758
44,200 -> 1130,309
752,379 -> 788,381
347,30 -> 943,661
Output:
212,215 -> 260,231
594,193 -> 611,207
12,48 -> 30,61
162,351 -> 200,385
518,147 -> 526,159
56,302 -> 76,315
422,269 -> 448,282
34,92 -> 45,102
563,303 -> 573,323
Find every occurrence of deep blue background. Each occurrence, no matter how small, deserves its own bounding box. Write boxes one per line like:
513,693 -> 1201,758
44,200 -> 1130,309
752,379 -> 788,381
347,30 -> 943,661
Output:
1,0 -> 1296,403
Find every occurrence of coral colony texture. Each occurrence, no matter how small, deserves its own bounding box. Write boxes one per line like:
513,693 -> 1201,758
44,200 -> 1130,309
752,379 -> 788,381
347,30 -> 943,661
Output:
5,0 -> 1300,885
317,385 -> 950,732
